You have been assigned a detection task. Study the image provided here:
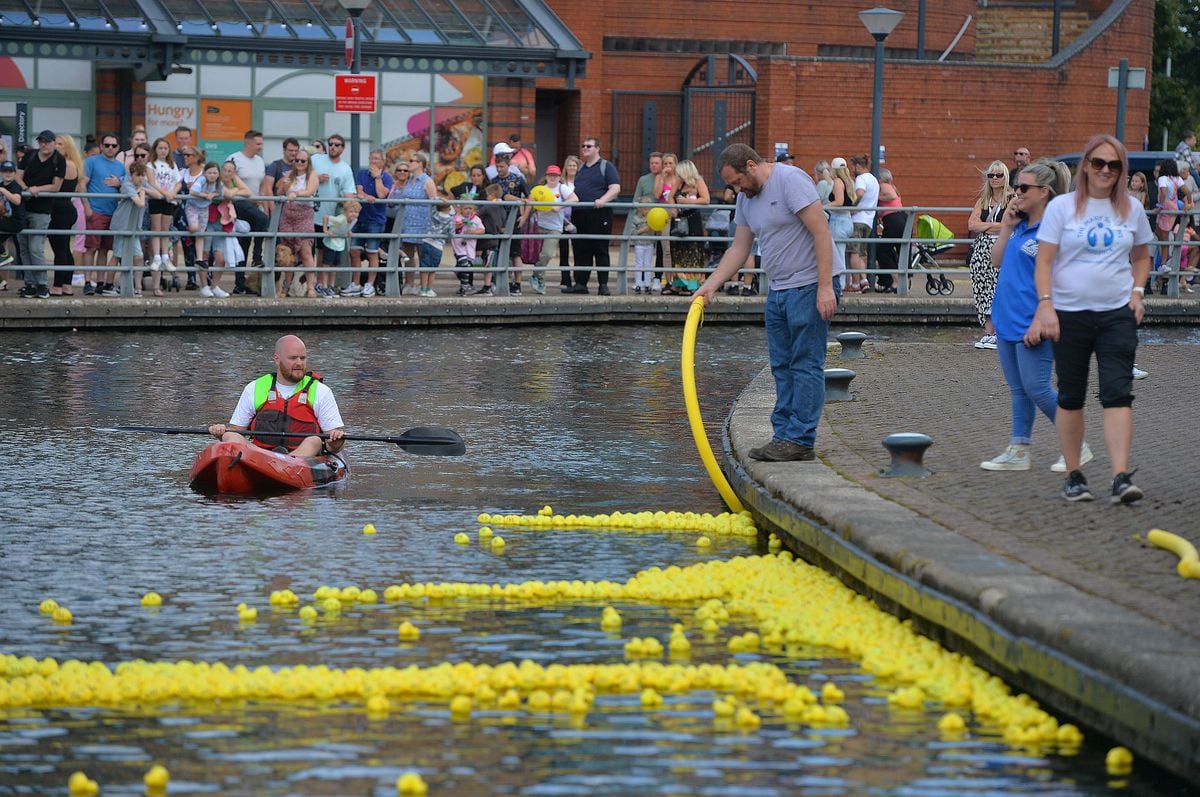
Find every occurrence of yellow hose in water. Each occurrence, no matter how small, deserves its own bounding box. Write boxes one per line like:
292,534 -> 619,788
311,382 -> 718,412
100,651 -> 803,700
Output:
1146,528 -> 1200,578
681,297 -> 745,513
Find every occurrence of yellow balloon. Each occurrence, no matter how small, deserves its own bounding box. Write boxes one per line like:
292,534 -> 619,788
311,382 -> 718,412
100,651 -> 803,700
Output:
530,184 -> 555,212
647,206 -> 669,232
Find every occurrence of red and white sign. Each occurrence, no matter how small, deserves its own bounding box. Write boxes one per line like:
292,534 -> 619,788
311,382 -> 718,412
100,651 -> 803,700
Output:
344,19 -> 354,69
335,73 -> 377,113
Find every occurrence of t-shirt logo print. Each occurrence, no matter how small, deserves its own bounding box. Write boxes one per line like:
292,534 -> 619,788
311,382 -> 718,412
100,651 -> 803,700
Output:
1085,219 -> 1115,249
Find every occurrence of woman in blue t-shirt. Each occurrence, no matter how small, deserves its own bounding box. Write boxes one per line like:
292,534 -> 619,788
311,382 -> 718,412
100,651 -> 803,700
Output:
980,159 -> 1075,473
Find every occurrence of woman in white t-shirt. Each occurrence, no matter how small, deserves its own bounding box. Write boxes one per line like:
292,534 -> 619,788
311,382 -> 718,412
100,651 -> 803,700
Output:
1025,134 -> 1153,504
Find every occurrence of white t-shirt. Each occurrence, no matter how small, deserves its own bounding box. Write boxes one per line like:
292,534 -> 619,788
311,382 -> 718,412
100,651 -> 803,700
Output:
227,151 -> 266,195
1156,174 -> 1183,205
310,154 -> 356,223
852,172 -> 879,226
1037,192 -> 1154,312
150,160 -> 181,195
733,163 -> 843,290
536,183 -> 571,231
229,378 -> 344,432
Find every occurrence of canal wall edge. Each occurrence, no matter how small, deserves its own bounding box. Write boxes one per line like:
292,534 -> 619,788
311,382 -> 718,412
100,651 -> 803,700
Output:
722,367 -> 1200,785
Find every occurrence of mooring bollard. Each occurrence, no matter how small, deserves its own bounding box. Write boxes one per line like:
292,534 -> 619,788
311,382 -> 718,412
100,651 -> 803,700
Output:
824,368 -> 856,401
836,332 -> 868,359
880,433 -> 934,477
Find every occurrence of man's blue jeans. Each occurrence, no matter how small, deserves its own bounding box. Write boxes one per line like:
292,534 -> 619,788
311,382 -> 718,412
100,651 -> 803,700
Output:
996,337 -> 1057,444
764,282 -> 839,448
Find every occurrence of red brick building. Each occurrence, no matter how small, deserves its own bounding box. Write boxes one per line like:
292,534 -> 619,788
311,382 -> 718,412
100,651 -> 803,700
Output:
523,0 -> 1154,211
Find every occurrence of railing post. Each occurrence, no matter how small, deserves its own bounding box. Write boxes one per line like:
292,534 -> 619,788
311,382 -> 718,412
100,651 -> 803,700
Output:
497,203 -> 519,296
616,211 -> 632,296
260,199 -> 282,299
897,209 -> 916,298
385,202 -> 403,298
118,226 -> 136,297
1167,217 -> 1185,298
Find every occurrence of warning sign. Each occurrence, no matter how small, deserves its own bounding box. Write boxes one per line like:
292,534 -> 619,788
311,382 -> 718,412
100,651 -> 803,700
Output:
335,74 -> 378,113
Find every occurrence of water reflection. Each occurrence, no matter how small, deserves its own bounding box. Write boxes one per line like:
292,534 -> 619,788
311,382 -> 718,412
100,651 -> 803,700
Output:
0,327 -> 1184,794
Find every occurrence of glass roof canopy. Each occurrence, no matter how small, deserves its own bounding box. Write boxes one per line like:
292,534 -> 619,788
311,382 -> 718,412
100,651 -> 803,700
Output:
0,0 -> 588,79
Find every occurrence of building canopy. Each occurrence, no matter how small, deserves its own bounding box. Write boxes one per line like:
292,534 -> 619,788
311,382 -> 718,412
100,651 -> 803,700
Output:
0,0 -> 587,80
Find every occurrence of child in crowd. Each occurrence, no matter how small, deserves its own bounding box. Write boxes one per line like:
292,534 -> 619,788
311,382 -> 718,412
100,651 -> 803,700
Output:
532,164 -> 577,295
147,137 -> 182,272
452,202 -> 485,295
631,195 -> 654,294
322,200 -> 360,296
420,194 -> 453,297
111,162 -> 158,296
0,160 -> 26,269
472,183 -> 506,296
185,162 -> 220,274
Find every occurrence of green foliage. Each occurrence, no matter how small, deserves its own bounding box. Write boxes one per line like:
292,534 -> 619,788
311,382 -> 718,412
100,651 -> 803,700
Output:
1151,0 -> 1200,144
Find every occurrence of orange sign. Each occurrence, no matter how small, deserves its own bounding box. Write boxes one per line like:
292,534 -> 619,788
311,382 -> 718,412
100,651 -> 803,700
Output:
335,74 -> 378,113
199,98 -> 252,141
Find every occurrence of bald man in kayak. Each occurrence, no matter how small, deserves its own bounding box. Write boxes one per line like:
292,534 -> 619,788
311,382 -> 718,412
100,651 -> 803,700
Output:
207,334 -> 346,457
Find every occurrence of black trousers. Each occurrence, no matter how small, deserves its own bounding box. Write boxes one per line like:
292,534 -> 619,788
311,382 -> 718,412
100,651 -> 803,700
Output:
234,200 -> 269,289
570,207 -> 612,287
50,203 -> 78,288
875,212 -> 907,289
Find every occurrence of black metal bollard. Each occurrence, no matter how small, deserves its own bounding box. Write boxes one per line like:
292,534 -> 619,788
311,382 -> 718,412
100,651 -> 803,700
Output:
880,433 -> 934,477
836,332 -> 868,359
824,368 -> 856,402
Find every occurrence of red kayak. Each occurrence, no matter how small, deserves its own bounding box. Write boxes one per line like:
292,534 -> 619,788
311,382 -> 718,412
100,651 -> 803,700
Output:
188,440 -> 349,495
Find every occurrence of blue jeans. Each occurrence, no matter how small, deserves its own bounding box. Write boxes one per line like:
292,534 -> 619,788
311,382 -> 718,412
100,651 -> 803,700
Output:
996,338 -> 1057,444
764,282 -> 840,447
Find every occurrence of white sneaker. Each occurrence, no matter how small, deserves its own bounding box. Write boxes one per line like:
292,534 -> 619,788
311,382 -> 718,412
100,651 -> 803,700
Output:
362,283 -> 376,297
1132,365 -> 1148,380
199,285 -> 214,298
1051,442 -> 1094,473
980,444 -> 1031,471
973,334 -> 998,350
212,285 -> 229,298
149,256 -> 161,272
164,257 -> 177,272
340,283 -> 363,297
651,278 -> 662,292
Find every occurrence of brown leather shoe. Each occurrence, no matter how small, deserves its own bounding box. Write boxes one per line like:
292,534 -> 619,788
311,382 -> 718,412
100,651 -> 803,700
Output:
748,440 -> 815,462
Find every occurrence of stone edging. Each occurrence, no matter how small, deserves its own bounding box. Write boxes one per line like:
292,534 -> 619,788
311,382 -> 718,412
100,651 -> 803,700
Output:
723,368 -> 1200,783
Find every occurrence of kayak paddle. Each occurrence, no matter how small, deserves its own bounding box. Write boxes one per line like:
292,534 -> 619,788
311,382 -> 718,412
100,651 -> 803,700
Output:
107,425 -> 466,456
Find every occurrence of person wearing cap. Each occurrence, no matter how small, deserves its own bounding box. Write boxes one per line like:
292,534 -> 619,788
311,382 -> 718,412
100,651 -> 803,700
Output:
486,141 -> 515,181
15,129 -> 66,298
0,159 -> 27,269
776,152 -> 796,164
532,164 -> 577,294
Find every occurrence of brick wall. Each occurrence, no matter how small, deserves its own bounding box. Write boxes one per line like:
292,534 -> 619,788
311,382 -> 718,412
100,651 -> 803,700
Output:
538,0 -> 1154,223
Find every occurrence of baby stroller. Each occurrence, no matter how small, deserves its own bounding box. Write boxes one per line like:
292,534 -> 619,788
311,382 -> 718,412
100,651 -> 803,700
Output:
910,214 -> 955,295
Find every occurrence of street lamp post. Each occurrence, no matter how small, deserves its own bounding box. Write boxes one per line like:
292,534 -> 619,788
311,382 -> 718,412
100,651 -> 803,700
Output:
858,7 -> 904,178
339,0 -> 371,174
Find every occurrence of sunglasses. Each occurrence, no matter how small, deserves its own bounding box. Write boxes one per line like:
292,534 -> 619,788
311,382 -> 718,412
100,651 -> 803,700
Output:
294,158 -> 309,163
134,153 -> 149,159
103,143 -> 120,148
986,173 -> 1004,179
1014,183 -> 1043,193
581,144 -> 595,149
1088,157 -> 1122,173
1014,151 -> 1029,156
327,142 -> 344,148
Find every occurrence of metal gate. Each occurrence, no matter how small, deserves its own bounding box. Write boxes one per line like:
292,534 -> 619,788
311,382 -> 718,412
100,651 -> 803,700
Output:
682,54 -> 757,188
610,91 -> 683,184
609,54 -> 755,189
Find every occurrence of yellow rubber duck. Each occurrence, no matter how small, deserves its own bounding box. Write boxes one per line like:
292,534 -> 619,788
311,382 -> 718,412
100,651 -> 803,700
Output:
143,764 -> 170,789
363,523 -> 377,535
398,621 -> 421,641
396,771 -> 428,795
141,592 -> 163,607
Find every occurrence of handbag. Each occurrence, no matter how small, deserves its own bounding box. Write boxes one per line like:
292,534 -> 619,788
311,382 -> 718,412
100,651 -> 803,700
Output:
671,215 -> 690,237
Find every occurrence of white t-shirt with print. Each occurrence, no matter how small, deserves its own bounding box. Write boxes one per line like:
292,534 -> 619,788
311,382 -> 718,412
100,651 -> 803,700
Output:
229,377 -> 343,432
150,160 -> 182,196
1037,192 -> 1154,312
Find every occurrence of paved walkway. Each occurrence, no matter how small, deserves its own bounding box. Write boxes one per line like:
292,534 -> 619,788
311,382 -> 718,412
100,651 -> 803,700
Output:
724,336 -> 1200,783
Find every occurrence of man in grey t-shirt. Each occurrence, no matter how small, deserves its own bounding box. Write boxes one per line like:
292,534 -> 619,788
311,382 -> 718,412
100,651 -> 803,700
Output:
695,143 -> 842,462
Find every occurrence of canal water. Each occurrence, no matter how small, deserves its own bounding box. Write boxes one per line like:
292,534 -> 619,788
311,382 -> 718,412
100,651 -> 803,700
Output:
0,325 -> 1179,794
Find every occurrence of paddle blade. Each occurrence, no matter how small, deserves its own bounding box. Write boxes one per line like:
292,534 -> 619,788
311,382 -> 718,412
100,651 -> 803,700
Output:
393,427 -> 466,456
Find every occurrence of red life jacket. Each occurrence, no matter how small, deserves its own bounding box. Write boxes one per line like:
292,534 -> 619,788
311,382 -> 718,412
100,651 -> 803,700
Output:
249,371 -> 323,451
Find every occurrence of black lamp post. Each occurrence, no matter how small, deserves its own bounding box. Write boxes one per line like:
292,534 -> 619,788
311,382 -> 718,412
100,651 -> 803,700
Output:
858,7 -> 904,178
